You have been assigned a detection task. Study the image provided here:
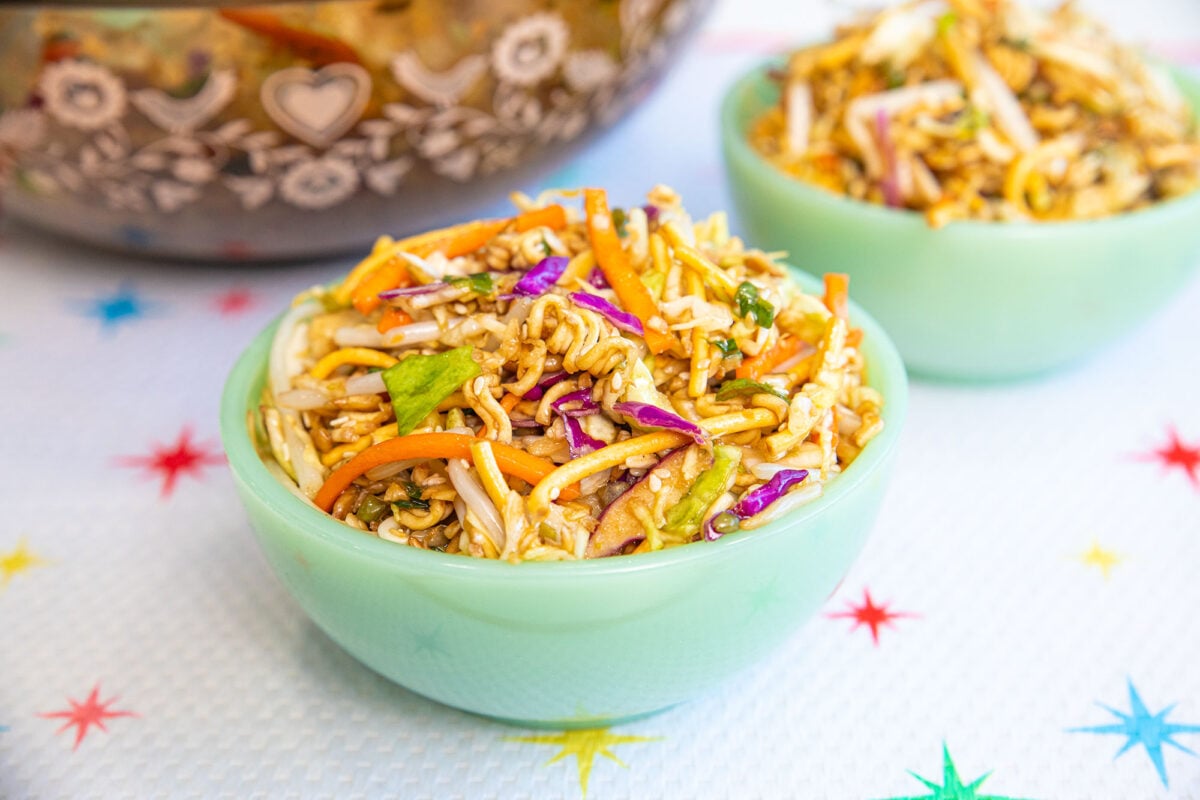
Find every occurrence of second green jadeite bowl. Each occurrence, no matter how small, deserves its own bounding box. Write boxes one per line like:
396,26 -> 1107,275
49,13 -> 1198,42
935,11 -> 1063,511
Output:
220,269 -> 908,728
720,61 -> 1200,381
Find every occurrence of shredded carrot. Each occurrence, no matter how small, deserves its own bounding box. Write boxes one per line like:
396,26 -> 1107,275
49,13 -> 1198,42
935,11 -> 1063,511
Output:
313,432 -> 577,512
823,273 -> 850,321
217,9 -> 361,66
351,220 -> 506,311
353,260 -> 413,316
500,393 -> 521,413
736,335 -> 806,381
341,207 -> 568,308
337,222 -> 496,306
386,220 -> 490,260
514,204 -> 567,232
846,328 -> 864,348
583,188 -> 677,355
376,307 -> 413,333
419,218 -> 509,259
333,236 -> 397,306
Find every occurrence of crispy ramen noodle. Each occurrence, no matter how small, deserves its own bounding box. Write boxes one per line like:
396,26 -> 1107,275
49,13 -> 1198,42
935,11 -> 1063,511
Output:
751,0 -> 1200,226
259,186 -> 885,561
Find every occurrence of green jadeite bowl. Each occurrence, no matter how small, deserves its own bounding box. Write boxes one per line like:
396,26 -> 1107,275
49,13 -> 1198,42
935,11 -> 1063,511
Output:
219,270 -> 908,728
721,62 -> 1200,381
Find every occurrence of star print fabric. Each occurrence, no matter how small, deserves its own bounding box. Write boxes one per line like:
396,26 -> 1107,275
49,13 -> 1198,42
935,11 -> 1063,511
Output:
3,21 -> 1200,796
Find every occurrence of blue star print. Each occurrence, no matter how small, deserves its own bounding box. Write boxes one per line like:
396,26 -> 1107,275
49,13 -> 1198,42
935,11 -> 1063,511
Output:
75,283 -> 157,332
117,225 -> 154,248
1069,678 -> 1200,787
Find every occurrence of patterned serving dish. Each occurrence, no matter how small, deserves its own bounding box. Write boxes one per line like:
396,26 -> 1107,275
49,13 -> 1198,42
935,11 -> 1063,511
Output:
0,0 -> 709,260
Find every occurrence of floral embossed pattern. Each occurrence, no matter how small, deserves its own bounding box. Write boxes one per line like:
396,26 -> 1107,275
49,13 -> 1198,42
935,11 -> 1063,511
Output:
0,0 -> 708,256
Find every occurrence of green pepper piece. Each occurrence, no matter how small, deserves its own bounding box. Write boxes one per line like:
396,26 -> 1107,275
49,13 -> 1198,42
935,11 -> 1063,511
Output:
356,495 -> 389,523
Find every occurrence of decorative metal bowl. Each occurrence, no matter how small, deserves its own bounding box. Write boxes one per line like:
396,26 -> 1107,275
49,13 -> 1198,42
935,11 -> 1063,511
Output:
0,0 -> 709,260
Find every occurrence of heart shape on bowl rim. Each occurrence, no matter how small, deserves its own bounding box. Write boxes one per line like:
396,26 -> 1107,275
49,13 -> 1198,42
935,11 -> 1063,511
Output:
261,63 -> 372,148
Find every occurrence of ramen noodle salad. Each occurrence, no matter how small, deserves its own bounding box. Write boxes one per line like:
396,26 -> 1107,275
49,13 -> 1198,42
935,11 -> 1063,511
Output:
257,186 -> 885,561
751,0 -> 1200,226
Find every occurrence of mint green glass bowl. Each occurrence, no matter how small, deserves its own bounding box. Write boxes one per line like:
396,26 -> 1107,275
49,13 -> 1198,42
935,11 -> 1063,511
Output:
219,270 -> 907,728
721,62 -> 1200,381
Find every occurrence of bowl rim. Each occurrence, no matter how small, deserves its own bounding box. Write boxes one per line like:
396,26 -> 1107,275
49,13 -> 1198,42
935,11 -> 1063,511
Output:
719,58 -> 1200,237
219,268 -> 909,580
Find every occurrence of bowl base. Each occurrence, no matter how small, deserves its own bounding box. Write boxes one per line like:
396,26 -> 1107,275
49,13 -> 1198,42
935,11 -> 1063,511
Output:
480,704 -> 678,731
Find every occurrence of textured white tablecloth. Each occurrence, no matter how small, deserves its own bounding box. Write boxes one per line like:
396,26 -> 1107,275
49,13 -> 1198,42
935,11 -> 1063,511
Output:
3,1 -> 1200,797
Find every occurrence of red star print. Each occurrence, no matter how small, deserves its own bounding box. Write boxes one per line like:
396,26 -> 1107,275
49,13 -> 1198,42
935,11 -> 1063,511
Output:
116,427 -> 225,497
1136,426 -> 1200,489
828,588 -> 915,645
219,240 -> 255,260
39,685 -> 137,750
214,288 -> 256,316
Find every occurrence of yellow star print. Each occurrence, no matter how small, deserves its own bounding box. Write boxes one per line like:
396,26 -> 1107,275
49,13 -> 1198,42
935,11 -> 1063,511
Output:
1078,540 -> 1122,579
507,726 -> 661,797
1,538 -> 47,587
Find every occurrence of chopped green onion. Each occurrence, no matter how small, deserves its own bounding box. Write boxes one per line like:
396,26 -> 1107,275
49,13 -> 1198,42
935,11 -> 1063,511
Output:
716,378 -> 787,401
734,281 -> 775,328
959,105 -> 990,136
612,207 -> 629,237
447,272 -> 495,295
710,338 -> 741,358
